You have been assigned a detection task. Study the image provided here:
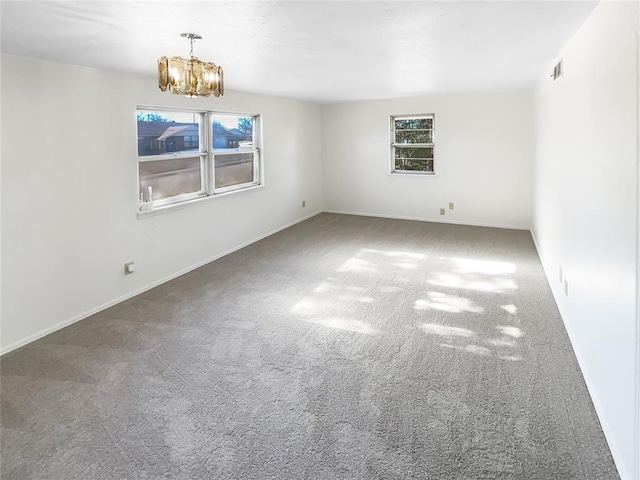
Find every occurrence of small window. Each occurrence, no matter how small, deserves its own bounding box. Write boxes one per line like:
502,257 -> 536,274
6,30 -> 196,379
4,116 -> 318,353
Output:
390,114 -> 435,175
149,139 -> 166,150
136,109 -> 261,211
183,136 -> 199,149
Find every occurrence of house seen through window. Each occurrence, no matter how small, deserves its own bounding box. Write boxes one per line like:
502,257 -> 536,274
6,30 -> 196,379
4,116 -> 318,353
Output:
136,109 -> 260,210
390,114 -> 435,174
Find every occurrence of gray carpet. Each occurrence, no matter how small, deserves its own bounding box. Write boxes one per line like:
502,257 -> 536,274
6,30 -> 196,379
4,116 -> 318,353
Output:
1,213 -> 618,479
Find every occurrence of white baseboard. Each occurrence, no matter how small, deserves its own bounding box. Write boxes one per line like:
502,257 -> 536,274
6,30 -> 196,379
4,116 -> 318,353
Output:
322,209 -> 531,231
0,210 -> 323,356
530,230 -> 633,480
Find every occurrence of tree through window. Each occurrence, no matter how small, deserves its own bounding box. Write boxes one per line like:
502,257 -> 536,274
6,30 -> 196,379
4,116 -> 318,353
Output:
391,114 -> 435,174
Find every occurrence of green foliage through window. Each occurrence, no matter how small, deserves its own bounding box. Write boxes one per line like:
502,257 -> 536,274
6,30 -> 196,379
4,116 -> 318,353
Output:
391,114 -> 434,174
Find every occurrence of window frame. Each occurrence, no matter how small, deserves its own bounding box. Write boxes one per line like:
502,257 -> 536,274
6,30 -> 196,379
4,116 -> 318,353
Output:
136,106 -> 262,213
390,113 -> 435,176
210,112 -> 261,194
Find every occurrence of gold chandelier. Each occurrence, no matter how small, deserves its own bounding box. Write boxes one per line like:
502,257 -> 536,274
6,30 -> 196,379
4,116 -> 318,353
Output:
158,33 -> 224,98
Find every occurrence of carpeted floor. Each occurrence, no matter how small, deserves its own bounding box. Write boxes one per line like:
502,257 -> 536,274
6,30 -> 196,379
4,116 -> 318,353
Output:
1,213 -> 618,479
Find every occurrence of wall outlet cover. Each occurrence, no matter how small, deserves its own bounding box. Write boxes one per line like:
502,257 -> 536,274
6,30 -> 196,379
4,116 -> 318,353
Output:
124,262 -> 135,275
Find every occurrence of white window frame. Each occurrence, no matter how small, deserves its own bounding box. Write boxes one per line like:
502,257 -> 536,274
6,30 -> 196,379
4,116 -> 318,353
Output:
210,112 -> 261,194
390,113 -> 435,175
136,107 -> 261,213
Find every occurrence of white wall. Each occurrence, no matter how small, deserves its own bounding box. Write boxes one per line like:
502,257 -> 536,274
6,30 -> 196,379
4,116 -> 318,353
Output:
0,54 -> 323,352
532,1 -> 639,478
2,11 -> 638,475
321,91 -> 534,229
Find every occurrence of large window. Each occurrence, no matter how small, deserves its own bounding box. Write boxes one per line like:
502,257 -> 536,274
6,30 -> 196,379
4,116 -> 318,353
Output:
136,108 -> 260,211
390,114 -> 435,174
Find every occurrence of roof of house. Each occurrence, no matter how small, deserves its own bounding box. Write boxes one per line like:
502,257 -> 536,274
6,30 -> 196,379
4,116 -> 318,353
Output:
138,121 -> 245,140
137,121 -> 198,138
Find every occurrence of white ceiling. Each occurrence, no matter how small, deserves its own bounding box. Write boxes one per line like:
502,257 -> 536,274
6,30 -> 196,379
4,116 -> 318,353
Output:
0,0 -> 598,103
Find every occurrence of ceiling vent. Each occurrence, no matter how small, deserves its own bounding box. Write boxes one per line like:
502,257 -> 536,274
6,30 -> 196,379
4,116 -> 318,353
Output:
551,59 -> 563,81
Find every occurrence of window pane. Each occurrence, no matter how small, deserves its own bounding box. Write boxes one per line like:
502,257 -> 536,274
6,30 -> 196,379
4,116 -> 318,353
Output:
215,153 -> 255,188
395,130 -> 432,144
394,118 -> 432,130
395,146 -> 433,160
139,157 -> 202,200
212,115 -> 253,150
394,146 -> 434,172
183,135 -> 199,148
394,158 -> 434,172
137,110 -> 200,157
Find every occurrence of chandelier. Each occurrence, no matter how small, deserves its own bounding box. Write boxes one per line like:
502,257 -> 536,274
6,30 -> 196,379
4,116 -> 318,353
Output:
158,33 -> 224,98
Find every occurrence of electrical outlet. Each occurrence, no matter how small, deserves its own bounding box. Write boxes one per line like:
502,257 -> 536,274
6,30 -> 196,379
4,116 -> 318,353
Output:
563,278 -> 569,296
124,262 -> 135,275
302,200 -> 306,208
440,208 -> 445,215
449,202 -> 454,210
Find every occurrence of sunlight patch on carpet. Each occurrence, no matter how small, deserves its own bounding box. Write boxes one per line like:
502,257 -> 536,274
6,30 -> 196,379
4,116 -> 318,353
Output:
415,292 -> 484,314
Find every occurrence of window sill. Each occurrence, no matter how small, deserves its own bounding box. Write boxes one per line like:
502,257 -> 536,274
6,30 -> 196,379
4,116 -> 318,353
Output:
137,184 -> 264,218
389,171 -> 437,177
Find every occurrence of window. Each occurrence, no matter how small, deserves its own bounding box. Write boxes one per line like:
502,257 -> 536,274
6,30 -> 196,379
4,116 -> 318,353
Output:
390,114 -> 435,174
136,108 -> 261,210
183,135 -> 199,149
212,114 -> 258,191
150,139 -> 166,150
